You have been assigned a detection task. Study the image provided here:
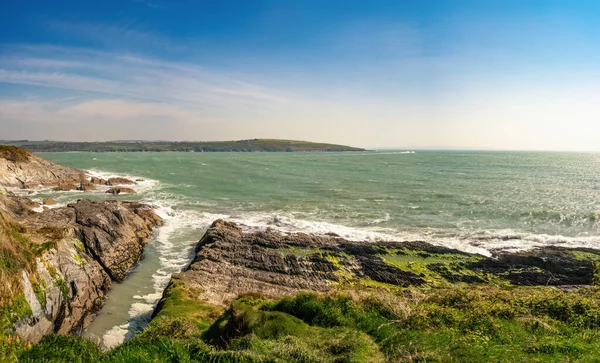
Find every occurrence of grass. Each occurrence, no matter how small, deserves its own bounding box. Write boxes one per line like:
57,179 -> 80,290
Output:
150,281 -> 224,334
31,281 -> 46,310
12,284 -> 600,362
0,213 -> 37,303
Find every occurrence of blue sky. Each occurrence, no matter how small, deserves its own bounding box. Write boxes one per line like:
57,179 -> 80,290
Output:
1,0 -> 600,149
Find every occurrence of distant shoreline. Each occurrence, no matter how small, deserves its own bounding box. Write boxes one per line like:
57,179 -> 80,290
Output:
0,138 -> 365,153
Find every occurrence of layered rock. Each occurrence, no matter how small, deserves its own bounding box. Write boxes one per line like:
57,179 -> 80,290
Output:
21,199 -> 163,282
1,194 -> 162,343
14,239 -> 111,343
157,220 -> 600,312
0,145 -> 85,189
70,199 -> 163,281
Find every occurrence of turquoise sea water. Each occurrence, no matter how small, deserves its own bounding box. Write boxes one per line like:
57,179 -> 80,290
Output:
30,150 -> 600,347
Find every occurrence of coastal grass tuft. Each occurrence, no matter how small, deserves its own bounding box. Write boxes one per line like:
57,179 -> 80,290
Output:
0,145 -> 31,163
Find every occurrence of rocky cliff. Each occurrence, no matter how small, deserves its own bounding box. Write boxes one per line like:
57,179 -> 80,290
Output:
0,145 -> 85,188
0,192 -> 162,344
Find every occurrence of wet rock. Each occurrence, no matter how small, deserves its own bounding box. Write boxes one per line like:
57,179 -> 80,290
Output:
90,177 -> 107,185
468,247 -> 600,286
42,197 -> 56,205
106,187 -> 136,195
78,181 -> 96,191
106,177 -> 136,186
53,183 -> 78,192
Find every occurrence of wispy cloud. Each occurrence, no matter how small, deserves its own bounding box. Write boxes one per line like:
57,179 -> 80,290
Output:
133,0 -> 165,10
0,44 -> 300,110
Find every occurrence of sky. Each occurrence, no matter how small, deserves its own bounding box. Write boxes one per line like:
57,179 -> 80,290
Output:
1,0 -> 600,150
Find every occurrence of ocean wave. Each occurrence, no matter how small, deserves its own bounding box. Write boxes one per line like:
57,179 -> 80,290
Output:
86,169 -> 160,194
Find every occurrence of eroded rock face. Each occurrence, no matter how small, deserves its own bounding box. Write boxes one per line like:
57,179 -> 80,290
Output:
4,196 -> 163,343
0,147 -> 85,189
14,240 -> 111,343
71,199 -> 163,281
20,199 -> 163,282
167,220 -> 424,307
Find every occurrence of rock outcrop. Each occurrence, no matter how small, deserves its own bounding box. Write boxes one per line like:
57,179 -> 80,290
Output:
0,145 -> 85,189
78,181 -> 97,191
106,178 -> 136,186
90,177 -> 107,185
106,187 -> 136,195
21,199 -> 163,282
1,194 -> 162,343
70,199 -> 163,281
157,220 -> 600,312
14,239 -> 111,343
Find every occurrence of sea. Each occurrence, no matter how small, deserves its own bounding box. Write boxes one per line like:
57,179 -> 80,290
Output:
20,150 -> 600,348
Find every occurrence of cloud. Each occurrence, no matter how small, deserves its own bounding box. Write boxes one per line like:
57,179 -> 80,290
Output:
0,45 -> 300,111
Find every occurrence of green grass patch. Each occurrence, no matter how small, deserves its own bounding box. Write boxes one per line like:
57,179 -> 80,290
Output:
150,281 -> 223,334
570,250 -> 600,262
54,279 -> 69,302
31,282 -> 46,310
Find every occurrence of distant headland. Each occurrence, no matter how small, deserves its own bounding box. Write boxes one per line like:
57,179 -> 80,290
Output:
0,139 -> 365,153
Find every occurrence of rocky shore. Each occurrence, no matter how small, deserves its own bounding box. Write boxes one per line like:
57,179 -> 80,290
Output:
0,146 -> 162,346
157,219 -> 600,311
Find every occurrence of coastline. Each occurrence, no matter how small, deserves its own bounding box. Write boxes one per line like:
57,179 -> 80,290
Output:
3,148 -> 600,361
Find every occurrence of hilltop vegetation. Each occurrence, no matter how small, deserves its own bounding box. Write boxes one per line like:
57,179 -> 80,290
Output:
1,139 -> 365,153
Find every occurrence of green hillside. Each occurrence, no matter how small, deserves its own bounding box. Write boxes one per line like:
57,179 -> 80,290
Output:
0,139 -> 365,153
